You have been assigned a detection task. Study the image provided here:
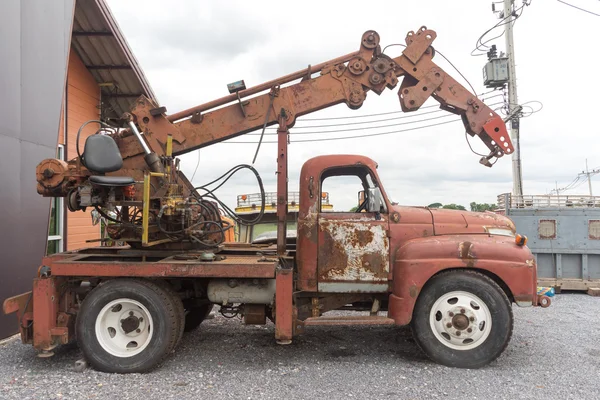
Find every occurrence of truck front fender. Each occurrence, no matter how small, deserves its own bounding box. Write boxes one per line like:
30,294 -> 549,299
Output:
388,234 -> 537,326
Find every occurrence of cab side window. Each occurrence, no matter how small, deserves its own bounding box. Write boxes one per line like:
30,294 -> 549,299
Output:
320,166 -> 384,213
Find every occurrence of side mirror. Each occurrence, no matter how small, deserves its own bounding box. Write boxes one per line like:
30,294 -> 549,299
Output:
367,187 -> 383,213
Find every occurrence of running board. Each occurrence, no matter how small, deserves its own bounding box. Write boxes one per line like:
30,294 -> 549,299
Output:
302,315 -> 395,326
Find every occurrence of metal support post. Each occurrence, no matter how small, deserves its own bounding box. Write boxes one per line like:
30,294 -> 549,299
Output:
276,109 -> 289,257
275,265 -> 293,344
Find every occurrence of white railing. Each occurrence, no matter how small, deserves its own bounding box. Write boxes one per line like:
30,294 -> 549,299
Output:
498,193 -> 600,209
237,192 -> 330,208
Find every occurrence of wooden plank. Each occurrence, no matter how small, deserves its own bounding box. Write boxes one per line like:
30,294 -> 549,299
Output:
587,288 -> 600,297
538,278 -> 600,291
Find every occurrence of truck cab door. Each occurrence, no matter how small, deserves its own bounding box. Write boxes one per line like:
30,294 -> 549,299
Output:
317,167 -> 390,293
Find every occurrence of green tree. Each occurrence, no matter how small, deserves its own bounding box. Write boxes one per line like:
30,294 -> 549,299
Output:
427,202 -> 443,208
470,202 -> 496,212
349,206 -> 359,212
442,203 -> 466,210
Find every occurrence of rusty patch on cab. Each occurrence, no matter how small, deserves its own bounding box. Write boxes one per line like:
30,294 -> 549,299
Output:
318,219 -> 389,284
299,202 -> 319,242
458,241 -> 476,267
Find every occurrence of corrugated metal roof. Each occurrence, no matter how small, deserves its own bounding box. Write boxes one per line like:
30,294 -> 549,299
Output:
71,0 -> 157,121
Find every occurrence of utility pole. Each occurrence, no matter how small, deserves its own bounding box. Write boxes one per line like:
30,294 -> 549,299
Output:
578,159 -> 600,196
504,0 -> 523,198
587,159 -> 593,196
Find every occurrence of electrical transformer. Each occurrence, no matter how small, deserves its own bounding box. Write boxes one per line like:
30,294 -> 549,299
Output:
483,57 -> 509,88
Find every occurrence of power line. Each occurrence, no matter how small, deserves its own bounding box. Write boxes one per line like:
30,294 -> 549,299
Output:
472,14 -> 514,56
380,43 -> 478,95
252,100 -> 502,136
550,161 -> 600,195
557,0 -> 600,16
257,114 -> 453,136
264,94 -> 503,132
434,49 -> 477,95
267,108 -> 447,129
579,159 -> 600,195
190,150 -> 200,182
471,1 -> 531,56
299,89 -> 500,121
222,118 -> 462,144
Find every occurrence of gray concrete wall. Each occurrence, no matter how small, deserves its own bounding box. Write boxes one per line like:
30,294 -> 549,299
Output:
0,0 -> 75,339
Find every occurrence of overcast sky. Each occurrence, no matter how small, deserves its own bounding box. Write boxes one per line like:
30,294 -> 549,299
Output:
107,0 -> 600,212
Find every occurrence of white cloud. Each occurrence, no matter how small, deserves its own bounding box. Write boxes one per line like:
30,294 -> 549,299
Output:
107,0 -> 600,212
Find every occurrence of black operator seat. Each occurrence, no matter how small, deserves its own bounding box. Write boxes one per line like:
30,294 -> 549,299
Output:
83,134 -> 135,187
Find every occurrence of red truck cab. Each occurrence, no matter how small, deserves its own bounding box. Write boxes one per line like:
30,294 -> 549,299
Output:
295,154 -> 542,367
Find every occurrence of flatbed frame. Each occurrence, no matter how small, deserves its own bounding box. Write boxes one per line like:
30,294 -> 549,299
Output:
43,246 -> 277,279
3,244 -> 296,351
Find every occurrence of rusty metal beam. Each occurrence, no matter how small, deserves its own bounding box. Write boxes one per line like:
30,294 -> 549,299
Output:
277,112 -> 289,257
2,291 -> 31,315
32,278 -> 58,350
47,259 -> 276,278
303,315 -> 395,326
275,266 -> 293,343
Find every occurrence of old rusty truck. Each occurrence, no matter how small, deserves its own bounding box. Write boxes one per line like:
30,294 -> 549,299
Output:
3,28 -> 550,373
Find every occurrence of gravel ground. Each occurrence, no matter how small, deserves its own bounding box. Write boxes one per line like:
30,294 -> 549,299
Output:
0,294 -> 598,400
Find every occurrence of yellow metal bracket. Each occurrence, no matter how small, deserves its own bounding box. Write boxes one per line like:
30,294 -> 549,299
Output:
141,135 -> 174,247
141,171 -> 168,246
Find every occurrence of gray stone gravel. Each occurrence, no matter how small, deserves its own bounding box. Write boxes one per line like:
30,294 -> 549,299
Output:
0,294 -> 598,400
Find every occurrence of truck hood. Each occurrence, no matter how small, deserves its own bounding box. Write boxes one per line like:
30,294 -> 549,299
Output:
428,208 -> 515,236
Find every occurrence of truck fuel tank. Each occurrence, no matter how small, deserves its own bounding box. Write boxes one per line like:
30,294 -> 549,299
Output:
207,279 -> 276,305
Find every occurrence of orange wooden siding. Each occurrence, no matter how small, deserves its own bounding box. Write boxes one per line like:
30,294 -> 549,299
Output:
63,49 -> 101,250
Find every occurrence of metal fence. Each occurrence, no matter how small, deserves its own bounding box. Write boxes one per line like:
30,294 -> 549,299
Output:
498,193 -> 600,209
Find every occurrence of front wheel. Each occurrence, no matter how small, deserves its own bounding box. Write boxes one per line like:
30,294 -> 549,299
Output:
411,270 -> 513,369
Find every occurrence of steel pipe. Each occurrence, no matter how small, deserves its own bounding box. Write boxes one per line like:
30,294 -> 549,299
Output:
127,121 -> 151,155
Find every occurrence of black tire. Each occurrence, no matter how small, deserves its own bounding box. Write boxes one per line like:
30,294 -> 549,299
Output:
184,304 -> 214,332
411,270 -> 513,369
76,279 -> 181,373
153,280 -> 185,346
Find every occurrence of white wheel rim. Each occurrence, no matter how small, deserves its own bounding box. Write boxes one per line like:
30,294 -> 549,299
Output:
94,298 -> 153,358
429,291 -> 492,351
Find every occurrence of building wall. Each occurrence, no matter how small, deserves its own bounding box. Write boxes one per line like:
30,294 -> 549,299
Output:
62,48 -> 101,250
0,0 -> 75,339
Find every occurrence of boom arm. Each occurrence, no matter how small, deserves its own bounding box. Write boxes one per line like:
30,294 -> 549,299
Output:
115,27 -> 512,176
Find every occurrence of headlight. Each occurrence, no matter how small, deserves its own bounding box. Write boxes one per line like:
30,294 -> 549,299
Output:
485,227 -> 515,237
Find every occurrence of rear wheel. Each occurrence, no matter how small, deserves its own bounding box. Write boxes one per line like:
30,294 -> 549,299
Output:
411,270 -> 513,369
184,304 -> 214,332
76,279 -> 181,373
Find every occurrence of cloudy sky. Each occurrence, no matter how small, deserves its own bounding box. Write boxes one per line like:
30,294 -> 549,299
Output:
107,0 -> 599,212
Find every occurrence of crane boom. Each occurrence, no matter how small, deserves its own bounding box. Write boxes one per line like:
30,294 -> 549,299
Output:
113,28 -> 512,178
